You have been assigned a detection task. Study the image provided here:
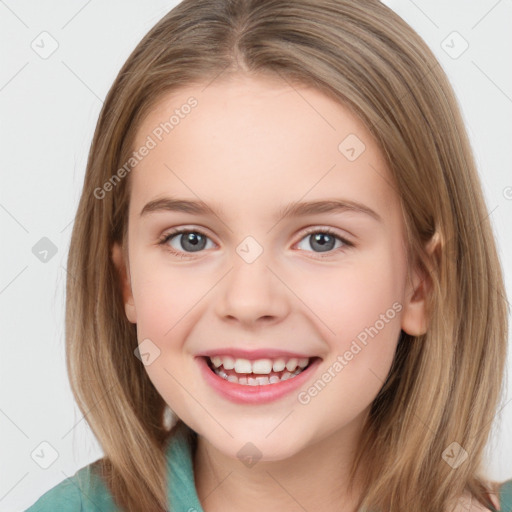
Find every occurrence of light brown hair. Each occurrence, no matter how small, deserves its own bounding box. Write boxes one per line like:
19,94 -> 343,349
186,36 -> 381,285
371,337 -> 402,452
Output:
65,0 -> 509,510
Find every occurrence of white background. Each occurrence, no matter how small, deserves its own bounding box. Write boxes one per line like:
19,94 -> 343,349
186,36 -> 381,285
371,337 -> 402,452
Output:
0,1 -> 511,510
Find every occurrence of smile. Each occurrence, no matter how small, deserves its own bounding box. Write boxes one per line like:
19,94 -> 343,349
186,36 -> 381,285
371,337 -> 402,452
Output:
207,355 -> 311,386
196,355 -> 322,404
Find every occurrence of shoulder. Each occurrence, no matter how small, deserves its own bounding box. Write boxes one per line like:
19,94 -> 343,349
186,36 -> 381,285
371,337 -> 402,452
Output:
453,479 -> 512,512
24,474 -> 81,512
24,461 -> 117,512
494,479 -> 512,511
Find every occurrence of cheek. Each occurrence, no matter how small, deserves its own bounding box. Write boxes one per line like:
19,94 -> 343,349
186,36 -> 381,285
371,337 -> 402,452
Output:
131,262 -> 208,340
296,251 -> 405,341
306,249 -> 407,389
295,256 -> 405,427
130,267 -> 206,408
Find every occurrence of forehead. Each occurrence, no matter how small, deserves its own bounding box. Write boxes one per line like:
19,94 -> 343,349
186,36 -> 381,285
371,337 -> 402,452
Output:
129,73 -> 398,223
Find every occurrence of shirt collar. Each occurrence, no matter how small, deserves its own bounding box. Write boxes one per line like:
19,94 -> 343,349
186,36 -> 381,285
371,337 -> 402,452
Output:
165,421 -> 205,512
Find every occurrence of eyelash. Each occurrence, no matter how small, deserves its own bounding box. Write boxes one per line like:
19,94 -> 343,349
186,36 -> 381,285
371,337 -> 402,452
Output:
157,226 -> 354,260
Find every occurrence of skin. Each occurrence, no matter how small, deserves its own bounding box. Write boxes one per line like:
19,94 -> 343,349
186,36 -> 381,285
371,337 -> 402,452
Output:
112,73 -> 433,511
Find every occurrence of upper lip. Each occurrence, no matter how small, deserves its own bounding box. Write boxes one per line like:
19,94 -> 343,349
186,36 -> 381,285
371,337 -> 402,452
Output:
197,348 -> 319,361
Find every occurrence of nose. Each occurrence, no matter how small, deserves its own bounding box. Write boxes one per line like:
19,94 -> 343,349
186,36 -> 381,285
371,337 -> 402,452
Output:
215,251 -> 291,327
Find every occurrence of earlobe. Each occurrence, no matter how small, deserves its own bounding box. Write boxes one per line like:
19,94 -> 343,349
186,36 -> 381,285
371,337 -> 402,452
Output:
111,242 -> 137,324
400,233 -> 440,337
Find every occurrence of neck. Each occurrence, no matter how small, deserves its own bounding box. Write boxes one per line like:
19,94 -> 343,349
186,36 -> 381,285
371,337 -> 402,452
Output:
193,417 -> 367,512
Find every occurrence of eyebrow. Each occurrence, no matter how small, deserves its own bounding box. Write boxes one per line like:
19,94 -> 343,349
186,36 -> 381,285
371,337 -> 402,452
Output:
139,197 -> 382,223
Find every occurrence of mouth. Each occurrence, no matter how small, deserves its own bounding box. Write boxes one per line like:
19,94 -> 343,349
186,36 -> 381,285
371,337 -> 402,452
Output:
203,355 -> 320,386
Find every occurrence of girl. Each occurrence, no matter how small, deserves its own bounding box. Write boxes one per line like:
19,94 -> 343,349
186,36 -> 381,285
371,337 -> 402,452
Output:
26,0 -> 511,511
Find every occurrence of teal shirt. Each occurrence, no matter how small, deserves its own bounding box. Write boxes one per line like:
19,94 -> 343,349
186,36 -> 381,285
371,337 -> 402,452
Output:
497,481 -> 512,512
25,421 -> 512,511
25,421 -> 204,512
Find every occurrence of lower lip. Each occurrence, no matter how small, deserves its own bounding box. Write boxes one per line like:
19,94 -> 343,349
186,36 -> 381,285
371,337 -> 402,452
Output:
196,356 -> 322,404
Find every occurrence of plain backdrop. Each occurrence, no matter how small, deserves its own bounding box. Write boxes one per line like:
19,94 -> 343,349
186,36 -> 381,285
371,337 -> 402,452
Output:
1,1 -> 511,510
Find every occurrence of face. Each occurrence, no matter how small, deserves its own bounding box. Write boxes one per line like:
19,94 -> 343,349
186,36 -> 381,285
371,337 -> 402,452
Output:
112,73 -> 428,463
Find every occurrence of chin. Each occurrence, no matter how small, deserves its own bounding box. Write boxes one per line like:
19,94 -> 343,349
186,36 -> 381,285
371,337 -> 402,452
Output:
208,428 -> 308,464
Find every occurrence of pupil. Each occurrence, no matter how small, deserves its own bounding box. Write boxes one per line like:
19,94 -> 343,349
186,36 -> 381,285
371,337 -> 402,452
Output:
182,232 -> 205,252
311,233 -> 334,252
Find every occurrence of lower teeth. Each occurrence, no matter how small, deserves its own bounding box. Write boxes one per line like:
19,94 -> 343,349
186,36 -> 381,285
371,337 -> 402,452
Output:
212,366 -> 304,386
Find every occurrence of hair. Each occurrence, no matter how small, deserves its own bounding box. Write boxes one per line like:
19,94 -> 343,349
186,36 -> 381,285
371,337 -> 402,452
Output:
65,0 -> 509,510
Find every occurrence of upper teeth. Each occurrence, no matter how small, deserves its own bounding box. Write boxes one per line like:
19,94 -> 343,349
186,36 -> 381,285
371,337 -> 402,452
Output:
208,356 -> 310,374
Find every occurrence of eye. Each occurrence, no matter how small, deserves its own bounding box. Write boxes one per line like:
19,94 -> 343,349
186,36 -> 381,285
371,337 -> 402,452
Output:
158,226 -> 354,259
295,227 -> 353,258
158,228 -> 215,258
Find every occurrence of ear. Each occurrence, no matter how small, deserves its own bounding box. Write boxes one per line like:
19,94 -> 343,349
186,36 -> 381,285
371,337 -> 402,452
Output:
400,233 -> 440,336
111,242 -> 137,324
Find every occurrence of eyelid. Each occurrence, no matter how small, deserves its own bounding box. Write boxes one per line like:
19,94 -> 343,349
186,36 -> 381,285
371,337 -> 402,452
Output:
158,224 -> 353,242
157,226 -> 217,249
298,226 -> 354,244
158,224 -> 355,257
